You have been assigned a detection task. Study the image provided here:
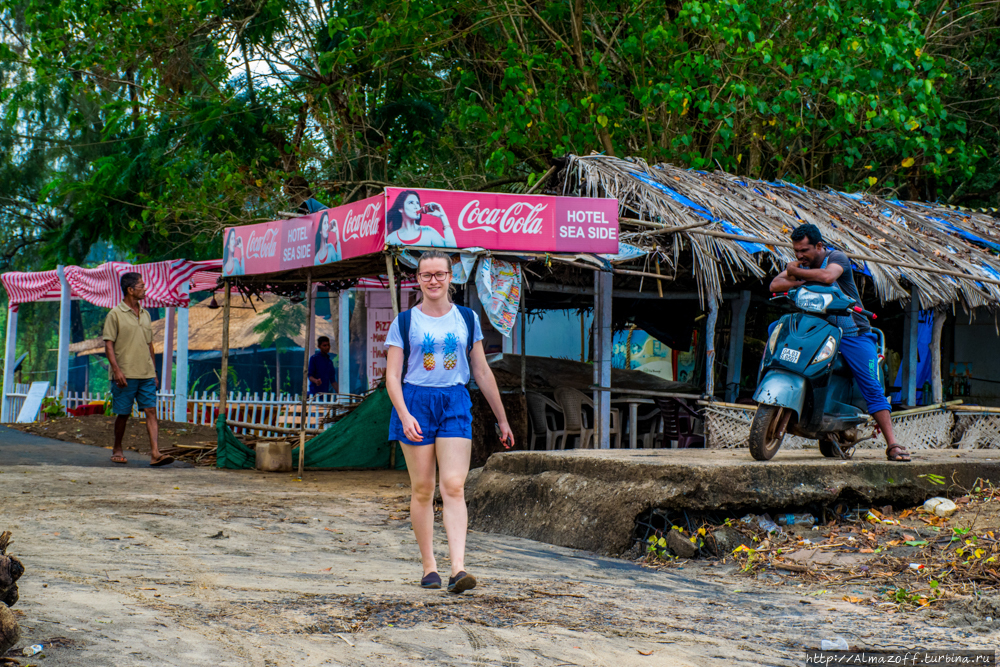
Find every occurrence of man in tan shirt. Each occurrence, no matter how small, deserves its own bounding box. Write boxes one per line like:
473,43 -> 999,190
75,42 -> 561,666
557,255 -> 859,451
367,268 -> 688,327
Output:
102,272 -> 173,466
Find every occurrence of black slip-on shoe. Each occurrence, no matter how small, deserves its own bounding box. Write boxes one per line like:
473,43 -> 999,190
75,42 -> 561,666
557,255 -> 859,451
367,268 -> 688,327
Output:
420,572 -> 442,589
447,571 -> 476,594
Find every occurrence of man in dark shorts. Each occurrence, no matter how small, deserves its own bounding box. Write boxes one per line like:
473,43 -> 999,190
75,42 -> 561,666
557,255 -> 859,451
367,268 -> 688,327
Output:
769,224 -> 911,461
102,272 -> 174,466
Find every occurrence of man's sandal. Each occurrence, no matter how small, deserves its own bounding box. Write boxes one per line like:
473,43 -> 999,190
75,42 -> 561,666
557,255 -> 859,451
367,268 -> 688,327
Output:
111,455 -> 128,464
886,444 -> 911,462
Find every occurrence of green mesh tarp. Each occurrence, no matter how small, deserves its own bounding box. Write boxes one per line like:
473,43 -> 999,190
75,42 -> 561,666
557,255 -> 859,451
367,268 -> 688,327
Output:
216,416 -> 255,469
216,385 -> 406,471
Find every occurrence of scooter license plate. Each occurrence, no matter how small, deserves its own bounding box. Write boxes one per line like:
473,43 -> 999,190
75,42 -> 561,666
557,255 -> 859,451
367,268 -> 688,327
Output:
779,348 -> 801,363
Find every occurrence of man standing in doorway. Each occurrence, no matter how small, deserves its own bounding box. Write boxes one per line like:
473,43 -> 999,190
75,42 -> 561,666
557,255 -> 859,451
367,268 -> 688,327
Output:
103,272 -> 174,466
308,336 -> 338,395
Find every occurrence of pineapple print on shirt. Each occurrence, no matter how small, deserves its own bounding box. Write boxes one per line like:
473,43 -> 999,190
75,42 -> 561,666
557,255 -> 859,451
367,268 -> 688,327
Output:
443,333 -> 459,371
422,333 -> 436,371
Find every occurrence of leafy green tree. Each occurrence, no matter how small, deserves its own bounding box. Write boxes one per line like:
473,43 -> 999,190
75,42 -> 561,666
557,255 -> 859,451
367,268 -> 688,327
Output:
252,299 -> 306,394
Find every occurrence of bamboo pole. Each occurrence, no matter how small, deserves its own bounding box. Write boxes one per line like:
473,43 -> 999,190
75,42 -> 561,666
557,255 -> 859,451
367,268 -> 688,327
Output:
705,299 -> 719,397
298,273 -> 313,480
520,278 -> 526,395
614,267 -> 676,282
654,259 -> 664,297
219,282 -> 231,419
385,254 -> 400,316
931,308 -> 946,404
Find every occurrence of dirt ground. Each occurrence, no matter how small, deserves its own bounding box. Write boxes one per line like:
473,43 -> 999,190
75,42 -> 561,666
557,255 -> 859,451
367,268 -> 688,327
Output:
1,462 -> 996,666
9,416 -> 217,456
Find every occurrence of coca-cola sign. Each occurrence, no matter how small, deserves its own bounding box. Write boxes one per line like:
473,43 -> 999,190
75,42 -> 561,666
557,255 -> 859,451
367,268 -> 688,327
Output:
385,187 -> 618,253
342,199 -> 383,242
222,194 -> 386,277
457,200 -> 547,235
246,228 -> 278,259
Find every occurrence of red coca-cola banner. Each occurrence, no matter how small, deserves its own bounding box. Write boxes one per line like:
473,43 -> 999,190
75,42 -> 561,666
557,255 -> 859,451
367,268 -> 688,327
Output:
383,187 -> 619,253
222,188 -> 620,277
222,195 -> 385,277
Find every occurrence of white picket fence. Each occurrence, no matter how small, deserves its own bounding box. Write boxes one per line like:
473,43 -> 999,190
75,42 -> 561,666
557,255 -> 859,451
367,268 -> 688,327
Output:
3,383 -> 357,437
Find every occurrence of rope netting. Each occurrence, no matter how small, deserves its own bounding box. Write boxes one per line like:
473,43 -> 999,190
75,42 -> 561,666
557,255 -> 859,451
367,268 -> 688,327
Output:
704,405 -> 956,450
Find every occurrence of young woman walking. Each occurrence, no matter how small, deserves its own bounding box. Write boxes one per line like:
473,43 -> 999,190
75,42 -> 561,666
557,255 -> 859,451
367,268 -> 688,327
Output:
385,250 -> 514,593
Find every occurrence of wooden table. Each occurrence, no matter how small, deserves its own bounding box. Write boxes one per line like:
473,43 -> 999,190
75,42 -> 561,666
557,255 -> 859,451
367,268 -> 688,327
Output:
611,397 -> 657,448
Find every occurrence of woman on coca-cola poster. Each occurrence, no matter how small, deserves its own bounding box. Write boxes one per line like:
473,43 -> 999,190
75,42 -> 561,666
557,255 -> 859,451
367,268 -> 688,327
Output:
386,190 -> 457,248
223,228 -> 245,276
313,211 -> 342,265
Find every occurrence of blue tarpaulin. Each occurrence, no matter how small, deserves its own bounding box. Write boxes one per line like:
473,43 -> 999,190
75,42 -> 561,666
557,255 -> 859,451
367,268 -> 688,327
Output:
629,172 -> 771,255
892,309 -> 934,405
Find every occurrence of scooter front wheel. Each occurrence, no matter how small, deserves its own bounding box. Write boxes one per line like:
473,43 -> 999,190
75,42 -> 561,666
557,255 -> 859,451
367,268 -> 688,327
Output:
749,405 -> 791,461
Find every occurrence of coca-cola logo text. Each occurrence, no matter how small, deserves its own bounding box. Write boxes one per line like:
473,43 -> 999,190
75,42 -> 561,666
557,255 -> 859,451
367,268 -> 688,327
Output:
246,228 -> 278,258
457,200 -> 546,235
343,201 -> 383,241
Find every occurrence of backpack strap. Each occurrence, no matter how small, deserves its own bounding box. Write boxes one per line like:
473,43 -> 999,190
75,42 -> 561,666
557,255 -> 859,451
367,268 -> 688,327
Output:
399,309 -> 413,382
455,305 -> 476,357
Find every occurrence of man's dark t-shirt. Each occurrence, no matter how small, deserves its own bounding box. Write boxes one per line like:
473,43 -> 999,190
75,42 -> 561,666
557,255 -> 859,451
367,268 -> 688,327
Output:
308,351 -> 337,395
822,249 -> 871,334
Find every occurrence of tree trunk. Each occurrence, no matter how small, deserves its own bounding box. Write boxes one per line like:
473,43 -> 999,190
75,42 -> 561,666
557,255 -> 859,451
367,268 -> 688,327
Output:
0,531 -> 23,655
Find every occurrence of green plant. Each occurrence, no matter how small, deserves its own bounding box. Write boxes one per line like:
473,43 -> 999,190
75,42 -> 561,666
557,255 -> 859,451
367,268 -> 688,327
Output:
41,395 -> 65,420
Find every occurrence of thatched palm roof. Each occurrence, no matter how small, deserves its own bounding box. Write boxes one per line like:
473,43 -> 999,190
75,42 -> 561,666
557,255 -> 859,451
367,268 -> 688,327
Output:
70,295 -> 338,357
563,155 -> 1000,309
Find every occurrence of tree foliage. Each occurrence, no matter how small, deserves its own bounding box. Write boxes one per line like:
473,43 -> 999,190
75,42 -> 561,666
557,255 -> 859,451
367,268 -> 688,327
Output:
0,0 -> 997,269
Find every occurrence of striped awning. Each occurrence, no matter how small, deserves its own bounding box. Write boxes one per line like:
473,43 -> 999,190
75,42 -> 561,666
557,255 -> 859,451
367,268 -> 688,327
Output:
1,259 -> 222,311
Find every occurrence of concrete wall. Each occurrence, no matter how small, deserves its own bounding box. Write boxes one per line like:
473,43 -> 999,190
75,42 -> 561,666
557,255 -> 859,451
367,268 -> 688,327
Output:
953,310 -> 1000,406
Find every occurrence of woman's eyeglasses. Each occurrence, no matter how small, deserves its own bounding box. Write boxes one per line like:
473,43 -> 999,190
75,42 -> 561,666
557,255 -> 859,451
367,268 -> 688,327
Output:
417,271 -> 451,282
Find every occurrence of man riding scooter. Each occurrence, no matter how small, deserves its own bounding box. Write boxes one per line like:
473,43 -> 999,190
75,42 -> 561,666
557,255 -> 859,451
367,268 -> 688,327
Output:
768,224 -> 912,462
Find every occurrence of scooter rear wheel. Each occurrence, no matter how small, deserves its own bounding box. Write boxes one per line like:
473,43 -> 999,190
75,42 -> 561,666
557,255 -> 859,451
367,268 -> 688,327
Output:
749,405 -> 789,461
819,438 -> 838,458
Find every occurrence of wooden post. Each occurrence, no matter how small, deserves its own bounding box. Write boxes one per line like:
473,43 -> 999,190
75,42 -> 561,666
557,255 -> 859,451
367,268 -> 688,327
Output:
306,283 -> 317,365
931,307 -> 946,404
298,273 -> 313,479
705,298 -> 719,397
385,254 -> 400,316
726,291 -> 751,403
219,282 -> 231,418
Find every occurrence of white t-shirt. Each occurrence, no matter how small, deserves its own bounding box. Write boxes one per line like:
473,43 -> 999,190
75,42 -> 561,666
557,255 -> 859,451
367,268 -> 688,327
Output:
385,305 -> 484,387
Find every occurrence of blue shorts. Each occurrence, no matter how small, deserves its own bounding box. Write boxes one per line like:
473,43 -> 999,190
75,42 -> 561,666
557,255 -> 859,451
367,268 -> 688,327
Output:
112,378 -> 158,415
839,333 -> 891,414
389,384 -> 473,445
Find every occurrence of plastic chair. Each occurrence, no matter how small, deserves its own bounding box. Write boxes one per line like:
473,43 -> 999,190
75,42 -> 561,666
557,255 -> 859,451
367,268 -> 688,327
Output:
554,387 -> 621,449
526,392 -> 565,451
631,405 -> 662,448
652,397 -> 704,448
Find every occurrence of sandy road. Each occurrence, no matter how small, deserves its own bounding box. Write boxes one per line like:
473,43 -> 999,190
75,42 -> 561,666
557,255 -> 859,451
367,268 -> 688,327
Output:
0,464 -> 990,666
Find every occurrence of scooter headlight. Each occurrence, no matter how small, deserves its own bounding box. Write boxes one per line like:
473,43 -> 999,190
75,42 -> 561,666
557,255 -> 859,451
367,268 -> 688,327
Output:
795,290 -> 833,313
768,322 -> 783,355
811,335 -> 838,365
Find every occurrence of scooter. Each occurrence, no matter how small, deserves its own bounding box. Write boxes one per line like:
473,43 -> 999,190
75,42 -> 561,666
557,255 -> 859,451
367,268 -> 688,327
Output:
749,284 -> 887,461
